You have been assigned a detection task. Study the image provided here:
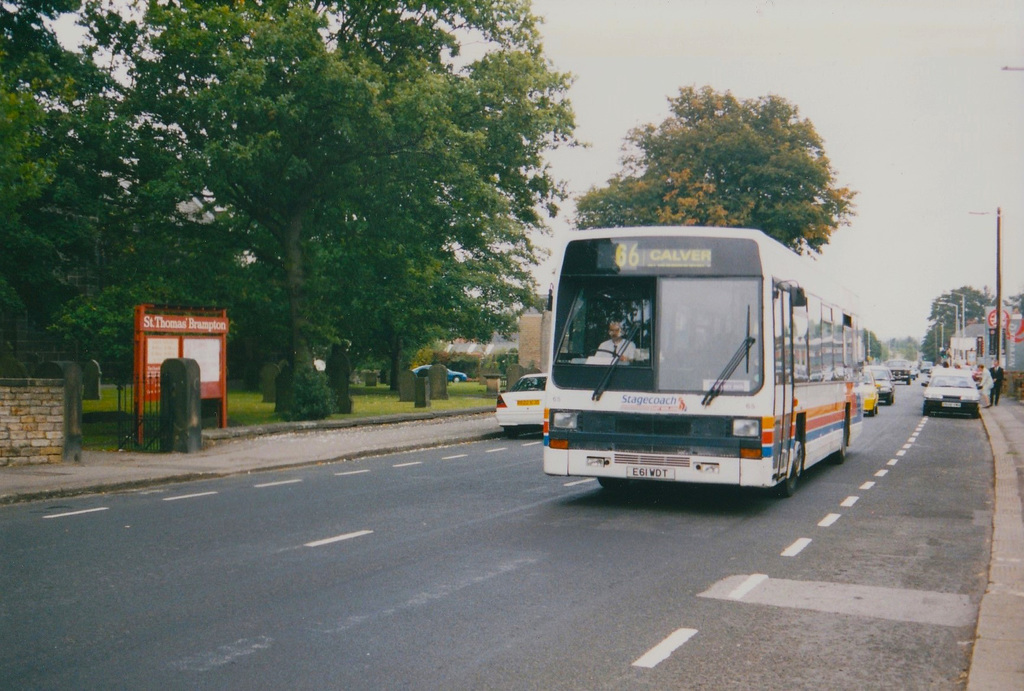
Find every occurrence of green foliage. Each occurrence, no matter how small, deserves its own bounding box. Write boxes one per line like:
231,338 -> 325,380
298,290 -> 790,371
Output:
921,286 -> 994,362
575,86 -> 856,254
287,364 -> 335,421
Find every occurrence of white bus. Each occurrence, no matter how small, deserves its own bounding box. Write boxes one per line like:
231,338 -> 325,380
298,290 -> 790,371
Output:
543,226 -> 863,496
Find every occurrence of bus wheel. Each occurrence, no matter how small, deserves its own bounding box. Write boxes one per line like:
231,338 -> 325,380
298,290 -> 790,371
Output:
598,477 -> 628,491
777,441 -> 804,498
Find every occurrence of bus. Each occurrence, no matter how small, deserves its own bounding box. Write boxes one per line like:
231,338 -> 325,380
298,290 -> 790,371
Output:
543,226 -> 863,497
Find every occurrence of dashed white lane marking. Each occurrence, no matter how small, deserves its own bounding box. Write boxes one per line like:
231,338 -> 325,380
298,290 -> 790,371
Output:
522,441 -> 542,447
818,513 -> 841,527
254,478 -> 302,488
442,454 -> 468,460
875,469 -> 889,477
840,496 -> 859,508
393,461 -> 422,468
632,628 -> 699,668
335,469 -> 370,477
565,478 -> 597,487
43,507 -> 109,519
860,481 -> 876,490
896,450 -> 907,457
781,538 -> 812,557
887,459 -> 899,466
163,491 -> 218,502
304,530 -> 374,548
902,443 -> 913,450
485,447 -> 508,454
699,575 -> 974,627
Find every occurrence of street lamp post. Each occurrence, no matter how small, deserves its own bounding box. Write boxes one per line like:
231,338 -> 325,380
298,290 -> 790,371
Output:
970,208 -> 1003,366
937,301 -> 958,361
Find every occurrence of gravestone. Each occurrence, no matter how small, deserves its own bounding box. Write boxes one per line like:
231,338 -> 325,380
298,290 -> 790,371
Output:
82,360 -> 101,400
506,364 -> 525,389
326,344 -> 353,414
398,370 -> 416,402
428,363 -> 448,400
363,371 -> 377,387
259,363 -> 280,403
414,376 -> 430,408
0,342 -> 28,377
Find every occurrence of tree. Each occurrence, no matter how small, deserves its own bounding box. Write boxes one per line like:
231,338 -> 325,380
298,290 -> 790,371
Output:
83,0 -> 576,372
575,86 -> 856,254
921,286 -> 993,363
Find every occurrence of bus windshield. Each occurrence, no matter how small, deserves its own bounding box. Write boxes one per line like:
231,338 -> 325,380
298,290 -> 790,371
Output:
553,276 -> 762,394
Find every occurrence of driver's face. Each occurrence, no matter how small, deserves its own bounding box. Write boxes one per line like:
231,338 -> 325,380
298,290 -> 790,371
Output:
608,324 -> 621,338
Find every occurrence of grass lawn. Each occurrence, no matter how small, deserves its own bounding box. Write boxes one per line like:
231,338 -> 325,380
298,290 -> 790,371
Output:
83,382 -> 496,450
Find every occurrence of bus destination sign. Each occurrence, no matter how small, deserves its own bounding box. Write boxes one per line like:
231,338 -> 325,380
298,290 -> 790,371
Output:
613,241 -> 713,271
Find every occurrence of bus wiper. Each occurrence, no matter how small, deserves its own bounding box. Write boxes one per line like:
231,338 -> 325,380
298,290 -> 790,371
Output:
701,336 -> 755,407
592,321 -> 641,401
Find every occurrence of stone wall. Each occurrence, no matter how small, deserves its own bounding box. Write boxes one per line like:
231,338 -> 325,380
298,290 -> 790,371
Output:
0,379 -> 65,466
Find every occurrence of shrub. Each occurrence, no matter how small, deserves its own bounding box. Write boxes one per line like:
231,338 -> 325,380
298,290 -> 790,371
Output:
288,364 -> 335,421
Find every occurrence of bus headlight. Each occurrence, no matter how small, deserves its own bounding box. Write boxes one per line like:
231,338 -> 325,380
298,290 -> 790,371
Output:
732,418 -> 760,438
552,411 -> 578,430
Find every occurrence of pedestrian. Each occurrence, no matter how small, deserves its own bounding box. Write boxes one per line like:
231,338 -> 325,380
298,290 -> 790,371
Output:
976,364 -> 993,407
989,363 -> 1004,406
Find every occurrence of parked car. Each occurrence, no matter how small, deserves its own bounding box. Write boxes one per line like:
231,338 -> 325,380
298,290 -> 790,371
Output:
885,359 -> 913,384
494,373 -> 547,437
411,365 -> 468,383
922,368 -> 981,418
854,369 -> 880,417
867,365 -> 895,405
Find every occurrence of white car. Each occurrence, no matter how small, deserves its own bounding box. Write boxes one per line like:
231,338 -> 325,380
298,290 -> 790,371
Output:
495,373 -> 547,437
922,368 -> 981,418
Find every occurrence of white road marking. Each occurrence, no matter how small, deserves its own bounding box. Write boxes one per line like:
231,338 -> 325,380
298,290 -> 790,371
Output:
859,481 -> 876,490
875,469 -> 889,477
393,461 -> 422,468
565,478 -> 597,487
887,458 -> 899,466
522,441 -> 542,447
840,496 -> 859,507
896,449 -> 907,457
902,443 -> 913,450
632,628 -> 699,668
304,530 -> 374,547
781,538 -> 812,557
163,491 -> 218,502
442,454 -> 468,460
335,469 -> 370,476
699,575 -> 973,627
728,573 -> 769,600
43,507 -> 109,519
254,478 -> 302,488
818,513 -> 841,527
485,447 -> 507,454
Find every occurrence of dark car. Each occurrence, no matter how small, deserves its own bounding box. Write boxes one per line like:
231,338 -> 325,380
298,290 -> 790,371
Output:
867,365 -> 896,405
411,364 -> 468,383
885,359 -> 912,384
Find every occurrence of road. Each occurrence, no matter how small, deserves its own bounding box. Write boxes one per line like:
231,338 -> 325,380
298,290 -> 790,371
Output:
0,382 -> 992,689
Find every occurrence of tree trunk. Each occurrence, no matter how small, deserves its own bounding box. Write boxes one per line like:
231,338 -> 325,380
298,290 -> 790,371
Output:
282,214 -> 310,369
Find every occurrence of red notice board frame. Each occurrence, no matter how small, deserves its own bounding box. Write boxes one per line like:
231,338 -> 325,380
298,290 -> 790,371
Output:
134,304 -> 229,429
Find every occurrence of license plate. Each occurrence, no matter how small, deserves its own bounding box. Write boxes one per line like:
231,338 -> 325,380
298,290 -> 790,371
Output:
941,401 -> 961,408
627,466 -> 676,480
517,399 -> 539,406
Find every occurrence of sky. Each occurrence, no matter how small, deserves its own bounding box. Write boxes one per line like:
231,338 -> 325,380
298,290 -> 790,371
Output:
528,0 -> 1024,341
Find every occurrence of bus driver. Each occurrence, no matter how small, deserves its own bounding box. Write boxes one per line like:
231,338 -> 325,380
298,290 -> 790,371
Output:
594,321 -> 636,364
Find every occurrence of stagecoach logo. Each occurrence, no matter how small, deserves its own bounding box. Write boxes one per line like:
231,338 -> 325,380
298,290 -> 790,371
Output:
620,394 -> 686,412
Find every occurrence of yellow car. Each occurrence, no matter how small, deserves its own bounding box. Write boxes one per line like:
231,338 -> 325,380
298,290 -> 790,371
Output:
855,369 -> 880,417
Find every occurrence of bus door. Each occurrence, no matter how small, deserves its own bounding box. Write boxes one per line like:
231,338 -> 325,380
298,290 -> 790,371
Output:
772,282 -> 804,481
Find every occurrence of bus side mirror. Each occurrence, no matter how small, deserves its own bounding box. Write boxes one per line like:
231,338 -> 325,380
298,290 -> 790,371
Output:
791,287 -> 807,307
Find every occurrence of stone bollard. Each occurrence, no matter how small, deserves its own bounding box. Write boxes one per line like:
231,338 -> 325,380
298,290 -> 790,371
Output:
33,361 -> 83,463
160,358 -> 201,453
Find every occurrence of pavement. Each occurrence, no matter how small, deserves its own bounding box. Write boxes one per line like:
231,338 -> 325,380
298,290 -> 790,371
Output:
1,400 -> 1021,689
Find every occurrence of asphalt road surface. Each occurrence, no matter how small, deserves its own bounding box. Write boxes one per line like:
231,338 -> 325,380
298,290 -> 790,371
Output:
0,382 -> 992,689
